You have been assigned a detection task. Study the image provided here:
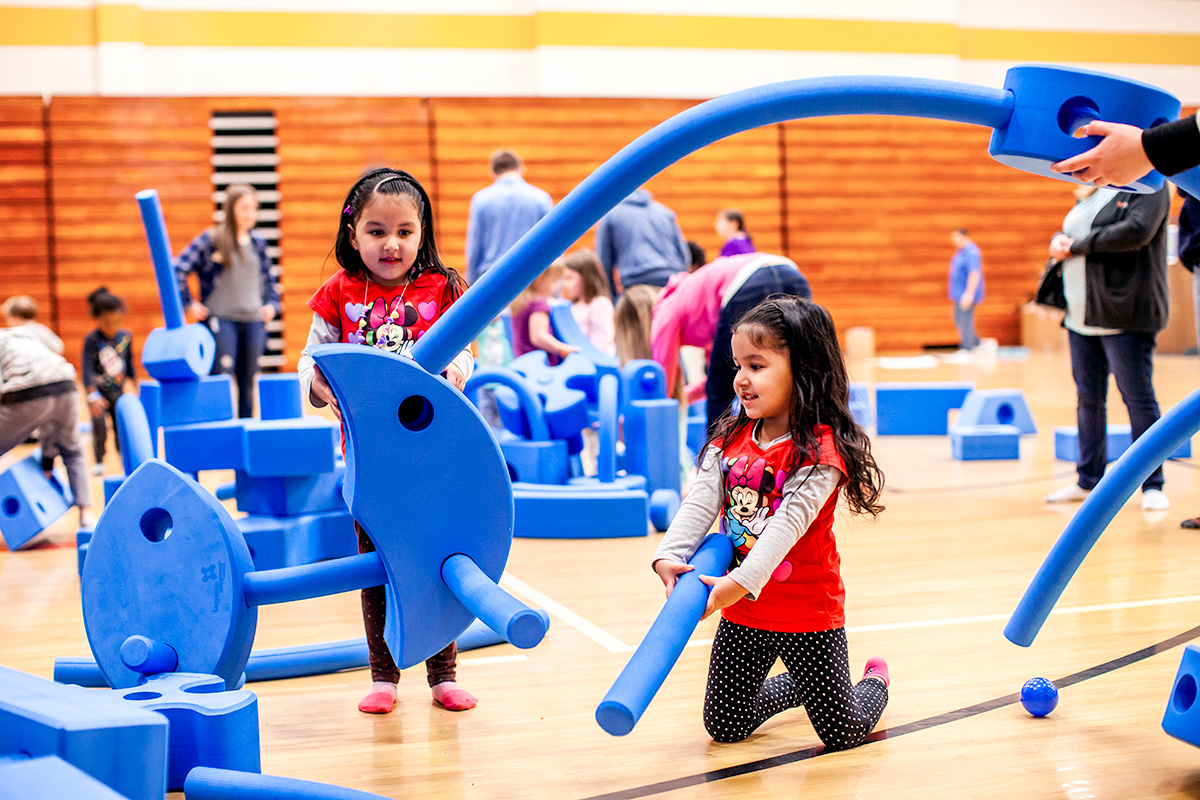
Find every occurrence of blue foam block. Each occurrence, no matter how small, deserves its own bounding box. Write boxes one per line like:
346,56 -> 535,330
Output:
102,475 -> 125,504
162,420 -> 246,473
1054,424 -> 1191,463
233,465 -> 346,517
0,756 -> 132,800
242,418 -> 339,477
499,439 -> 570,485
622,399 -> 681,495
115,673 -> 259,792
950,424 -> 1021,460
76,528 -> 92,576
0,450 -> 74,550
236,509 -> 357,571
513,484 -> 649,538
0,665 -> 168,800
955,388 -> 1037,433
256,374 -> 303,421
137,381 -> 161,455
1163,644 -> 1200,747
158,375 -> 235,427
875,382 -> 974,435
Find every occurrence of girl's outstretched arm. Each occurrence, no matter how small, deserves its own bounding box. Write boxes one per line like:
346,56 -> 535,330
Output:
652,445 -> 723,569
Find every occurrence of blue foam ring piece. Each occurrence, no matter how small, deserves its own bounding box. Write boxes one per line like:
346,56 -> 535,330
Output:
464,366 -> 551,441
441,553 -> 546,649
598,373 -> 618,483
119,634 -> 179,675
1005,385 -> 1200,647
114,394 -> 155,477
989,65 -> 1180,194
141,325 -> 217,382
312,344 -> 515,669
242,552 -> 386,607
0,755 -> 133,800
596,532 -> 734,736
185,766 -> 391,800
255,373 -> 303,421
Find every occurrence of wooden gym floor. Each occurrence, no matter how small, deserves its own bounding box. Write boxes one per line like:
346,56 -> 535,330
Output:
5,347 -> 1200,799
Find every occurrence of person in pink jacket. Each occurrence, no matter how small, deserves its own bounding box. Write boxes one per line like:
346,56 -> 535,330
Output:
651,252 -> 810,434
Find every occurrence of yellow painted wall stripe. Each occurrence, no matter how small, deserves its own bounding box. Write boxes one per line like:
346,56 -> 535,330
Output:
1,6 -> 1199,68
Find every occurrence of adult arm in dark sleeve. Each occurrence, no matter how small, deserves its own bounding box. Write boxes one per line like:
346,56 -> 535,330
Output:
1070,188 -> 1170,256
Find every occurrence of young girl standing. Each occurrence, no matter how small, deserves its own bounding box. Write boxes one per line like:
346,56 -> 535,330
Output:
652,296 -> 888,747
560,249 -> 615,356
297,168 -> 477,715
509,262 -> 577,366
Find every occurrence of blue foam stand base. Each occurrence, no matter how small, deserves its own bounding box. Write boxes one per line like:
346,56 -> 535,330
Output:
1163,644 -> 1200,748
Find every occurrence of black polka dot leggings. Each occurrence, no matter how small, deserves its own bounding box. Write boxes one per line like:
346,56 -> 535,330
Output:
703,619 -> 887,749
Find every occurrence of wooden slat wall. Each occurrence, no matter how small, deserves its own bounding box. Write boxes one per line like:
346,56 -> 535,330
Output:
11,96 -> 1182,370
0,98 -> 53,328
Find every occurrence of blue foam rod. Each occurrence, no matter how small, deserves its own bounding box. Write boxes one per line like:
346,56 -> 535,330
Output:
596,533 -> 734,736
115,394 -> 155,477
441,554 -> 546,649
242,553 -> 386,607
135,190 -> 185,331
185,767 -> 390,800
1005,386 -> 1200,647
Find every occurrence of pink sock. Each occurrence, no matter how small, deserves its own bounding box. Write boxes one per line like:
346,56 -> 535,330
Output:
862,657 -> 890,688
357,682 -> 397,714
431,681 -> 477,711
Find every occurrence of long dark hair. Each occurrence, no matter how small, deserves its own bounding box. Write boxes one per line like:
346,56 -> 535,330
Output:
333,167 -> 465,295
212,183 -> 257,271
707,295 -> 884,517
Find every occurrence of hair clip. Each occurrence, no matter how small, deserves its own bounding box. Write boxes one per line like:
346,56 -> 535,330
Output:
343,204 -> 352,215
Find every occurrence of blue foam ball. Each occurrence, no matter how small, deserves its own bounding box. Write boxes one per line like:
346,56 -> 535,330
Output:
1020,677 -> 1059,717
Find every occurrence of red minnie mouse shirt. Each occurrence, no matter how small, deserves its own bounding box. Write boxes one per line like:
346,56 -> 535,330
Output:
308,269 -> 463,354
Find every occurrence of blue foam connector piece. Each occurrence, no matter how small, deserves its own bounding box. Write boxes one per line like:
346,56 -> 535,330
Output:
0,756 -> 133,800
0,665 -> 168,800
596,533 -> 734,736
955,388 -> 1036,433
242,418 -> 339,477
158,375 -> 235,427
236,509 -> 357,571
442,554 -> 547,649
497,351 -> 595,447
185,766 -> 391,800
1054,424 -> 1191,463
115,394 -> 156,477
875,382 -> 974,435
162,419 -> 247,473
256,374 -> 303,421
115,673 -> 259,792
499,439 -> 570,485
233,465 -> 346,517
848,382 -> 873,428
622,398 -> 682,495
950,424 -> 1021,460
513,484 -> 649,538
1163,644 -> 1200,747
0,450 -> 74,550
138,381 -> 161,455
465,367 -> 551,441
548,299 -> 620,378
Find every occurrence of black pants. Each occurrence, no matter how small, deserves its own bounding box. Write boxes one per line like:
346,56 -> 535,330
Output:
706,264 -> 811,433
703,619 -> 887,749
90,386 -> 124,463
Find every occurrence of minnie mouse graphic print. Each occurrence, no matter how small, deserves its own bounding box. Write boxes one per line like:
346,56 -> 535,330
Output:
308,269 -> 463,356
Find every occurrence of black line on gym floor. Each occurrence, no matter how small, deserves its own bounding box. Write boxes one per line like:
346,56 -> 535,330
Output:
582,623 -> 1200,800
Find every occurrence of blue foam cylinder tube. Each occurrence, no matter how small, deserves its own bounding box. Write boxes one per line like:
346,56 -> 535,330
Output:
598,373 -> 618,484
120,634 -> 179,675
185,767 -> 391,800
242,553 -> 387,607
441,554 -> 547,649
412,77 -> 1012,374
135,189 -> 185,331
1005,386 -> 1200,647
596,533 -> 734,736
115,394 -> 155,476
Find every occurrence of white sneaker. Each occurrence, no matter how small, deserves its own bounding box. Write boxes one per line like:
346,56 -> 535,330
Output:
1141,489 -> 1170,511
1046,484 -> 1090,503
90,464 -> 104,477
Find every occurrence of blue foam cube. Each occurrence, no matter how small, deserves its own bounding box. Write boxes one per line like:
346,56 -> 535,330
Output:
242,418 -> 339,477
951,424 -> 1021,460
623,399 -> 681,495
233,465 -> 346,517
256,374 -> 303,421
875,382 -> 973,436
0,450 -> 74,550
158,375 -> 234,427
161,419 -> 246,473
500,439 -> 570,485
237,509 -> 356,571
0,665 -> 168,800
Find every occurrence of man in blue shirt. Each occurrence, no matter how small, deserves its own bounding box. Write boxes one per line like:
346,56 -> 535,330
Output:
948,228 -> 985,352
465,149 -> 553,285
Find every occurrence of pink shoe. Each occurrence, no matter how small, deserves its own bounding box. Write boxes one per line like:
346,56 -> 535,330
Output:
432,681 -> 477,711
863,657 -> 890,687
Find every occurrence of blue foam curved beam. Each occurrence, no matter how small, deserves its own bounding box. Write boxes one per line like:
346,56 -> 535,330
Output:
242,553 -> 387,607
1005,386 -> 1200,647
596,533 -> 734,736
185,767 -> 391,800
114,394 -> 155,476
463,367 -> 551,441
441,554 -> 547,649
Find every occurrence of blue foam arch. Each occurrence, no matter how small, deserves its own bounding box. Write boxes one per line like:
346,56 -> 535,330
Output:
1005,386 -> 1200,647
463,367 -> 550,441
596,533 -> 734,735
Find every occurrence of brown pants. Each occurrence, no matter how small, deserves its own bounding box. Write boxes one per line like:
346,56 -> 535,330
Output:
356,523 -> 457,686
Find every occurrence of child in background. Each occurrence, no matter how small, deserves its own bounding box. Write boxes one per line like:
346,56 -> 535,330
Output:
560,249 -> 615,356
82,288 -> 135,476
297,167 -> 477,716
509,262 -> 577,365
653,296 -> 888,748
2,295 -> 64,354
613,284 -> 660,366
